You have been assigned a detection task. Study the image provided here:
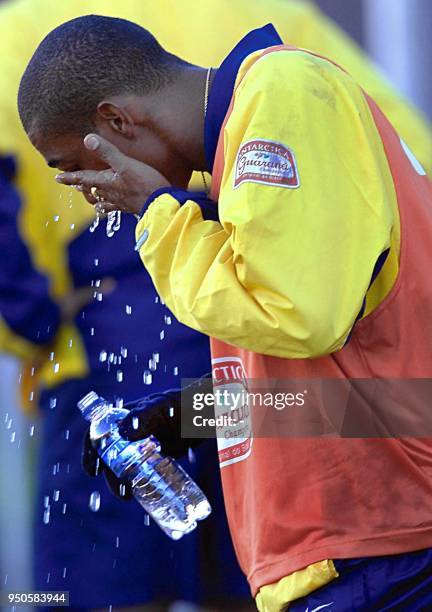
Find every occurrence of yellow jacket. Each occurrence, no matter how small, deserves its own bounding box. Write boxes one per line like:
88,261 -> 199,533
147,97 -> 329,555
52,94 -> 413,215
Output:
135,25 -> 410,610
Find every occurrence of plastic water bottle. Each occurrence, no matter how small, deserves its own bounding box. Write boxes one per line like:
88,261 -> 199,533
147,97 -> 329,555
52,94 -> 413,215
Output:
77,391 -> 211,540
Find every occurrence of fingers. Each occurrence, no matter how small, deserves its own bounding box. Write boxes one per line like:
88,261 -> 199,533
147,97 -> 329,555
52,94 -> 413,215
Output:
84,134 -> 127,172
55,168 -> 113,188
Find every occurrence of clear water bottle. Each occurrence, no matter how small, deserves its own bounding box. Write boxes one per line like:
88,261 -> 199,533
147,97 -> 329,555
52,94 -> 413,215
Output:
78,391 -> 211,540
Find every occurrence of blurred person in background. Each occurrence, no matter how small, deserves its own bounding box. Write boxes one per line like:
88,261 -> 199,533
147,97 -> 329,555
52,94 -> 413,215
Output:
0,0 -> 430,610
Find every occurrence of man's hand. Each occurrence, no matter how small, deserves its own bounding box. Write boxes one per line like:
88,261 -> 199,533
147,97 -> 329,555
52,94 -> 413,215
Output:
81,388 -> 207,501
55,134 -> 170,216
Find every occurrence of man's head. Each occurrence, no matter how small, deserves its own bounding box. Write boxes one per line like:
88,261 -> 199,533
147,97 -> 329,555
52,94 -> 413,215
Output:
18,15 -> 206,186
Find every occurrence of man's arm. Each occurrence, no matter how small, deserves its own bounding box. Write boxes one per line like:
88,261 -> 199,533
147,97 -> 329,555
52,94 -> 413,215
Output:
136,51 -> 396,358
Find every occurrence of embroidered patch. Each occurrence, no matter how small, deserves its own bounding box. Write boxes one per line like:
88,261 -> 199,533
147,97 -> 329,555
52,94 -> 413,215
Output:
233,139 -> 300,189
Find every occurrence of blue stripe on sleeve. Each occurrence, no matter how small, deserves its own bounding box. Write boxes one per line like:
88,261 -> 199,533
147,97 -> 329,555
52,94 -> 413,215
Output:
140,187 -> 219,221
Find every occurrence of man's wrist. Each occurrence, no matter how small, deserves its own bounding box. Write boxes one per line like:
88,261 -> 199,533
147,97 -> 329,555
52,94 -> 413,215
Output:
139,186 -> 178,217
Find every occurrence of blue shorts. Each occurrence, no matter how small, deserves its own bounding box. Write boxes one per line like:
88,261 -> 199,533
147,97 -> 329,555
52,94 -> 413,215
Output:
290,548 -> 432,611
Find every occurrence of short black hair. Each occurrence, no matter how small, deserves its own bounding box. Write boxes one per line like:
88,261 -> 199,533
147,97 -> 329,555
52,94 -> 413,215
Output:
18,14 -> 185,137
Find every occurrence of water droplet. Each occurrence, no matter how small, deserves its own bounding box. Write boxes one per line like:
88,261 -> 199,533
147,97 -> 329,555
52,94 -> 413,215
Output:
53,490 -> 60,502
29,425 -> 35,437
30,367 -> 35,377
143,370 -> 153,385
149,358 -> 157,371
155,296 -> 159,303
49,352 -> 55,361
173,366 -> 179,376
44,496 -> 50,508
94,258 -> 99,266
125,305 -> 132,315
89,491 -> 101,512
10,432 -> 16,443
53,215 -> 59,222
153,352 -> 160,363
70,223 -> 75,230
164,315 -> 172,325
53,363 -> 60,373
119,484 -> 126,497
188,448 -> 196,463
96,292 -> 103,301
116,370 -> 123,383
62,503 -> 67,515
43,508 -> 51,524
89,214 -> 100,233
115,536 -> 120,548
62,567 -> 67,578
144,514 -> 150,526
106,210 -> 122,238
109,353 -> 115,363
132,416 -> 139,430
46,572 -> 50,584
121,346 -> 128,358
90,328 -> 95,336
65,429 -> 70,440
160,330 -> 165,340
99,351 -> 107,362
50,398 -> 57,410
68,338 -> 73,348
29,392 -> 34,401
169,406 -> 174,418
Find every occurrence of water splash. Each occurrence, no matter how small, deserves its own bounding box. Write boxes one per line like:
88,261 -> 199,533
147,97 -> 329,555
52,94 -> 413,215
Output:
143,370 -> 153,385
106,210 -> 122,238
89,491 -> 101,512
89,214 -> 100,233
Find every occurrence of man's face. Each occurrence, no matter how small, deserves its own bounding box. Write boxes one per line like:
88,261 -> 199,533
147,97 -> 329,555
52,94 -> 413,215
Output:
30,120 -> 193,197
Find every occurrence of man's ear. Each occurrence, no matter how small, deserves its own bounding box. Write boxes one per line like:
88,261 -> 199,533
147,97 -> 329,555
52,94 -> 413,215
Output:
96,101 -> 134,138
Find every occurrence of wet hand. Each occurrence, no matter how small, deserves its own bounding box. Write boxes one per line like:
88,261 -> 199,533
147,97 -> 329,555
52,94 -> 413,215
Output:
55,134 -> 170,216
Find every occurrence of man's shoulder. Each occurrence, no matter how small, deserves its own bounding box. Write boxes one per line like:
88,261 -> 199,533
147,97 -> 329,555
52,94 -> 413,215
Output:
237,46 -> 352,97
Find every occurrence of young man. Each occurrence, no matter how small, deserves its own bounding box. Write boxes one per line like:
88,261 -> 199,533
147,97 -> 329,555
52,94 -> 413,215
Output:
18,15 -> 432,611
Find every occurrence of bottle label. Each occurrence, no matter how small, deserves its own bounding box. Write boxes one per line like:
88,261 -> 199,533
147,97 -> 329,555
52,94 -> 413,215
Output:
212,356 -> 253,468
